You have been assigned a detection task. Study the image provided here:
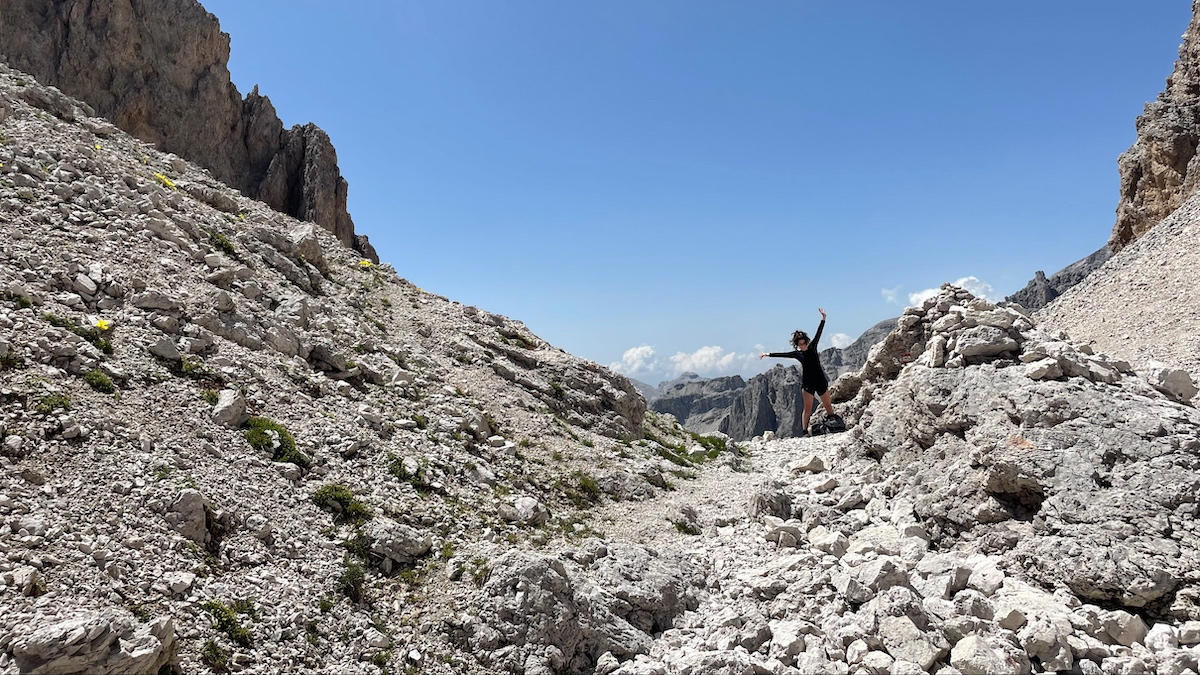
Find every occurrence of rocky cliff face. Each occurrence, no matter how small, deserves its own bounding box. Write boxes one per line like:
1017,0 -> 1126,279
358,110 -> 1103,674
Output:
0,0 -> 375,261
1111,0 -> 1200,252
650,375 -> 746,434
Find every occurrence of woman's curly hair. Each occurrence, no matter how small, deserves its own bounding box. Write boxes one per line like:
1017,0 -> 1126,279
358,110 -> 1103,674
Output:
791,330 -> 810,348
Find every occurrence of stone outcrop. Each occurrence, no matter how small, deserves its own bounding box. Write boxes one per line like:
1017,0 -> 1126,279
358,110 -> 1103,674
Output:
0,0 -> 376,260
1111,0 -> 1200,251
459,541 -> 700,674
834,285 -> 1200,616
819,317 -> 898,380
720,367 -> 808,440
1006,245 -> 1112,311
10,611 -> 175,675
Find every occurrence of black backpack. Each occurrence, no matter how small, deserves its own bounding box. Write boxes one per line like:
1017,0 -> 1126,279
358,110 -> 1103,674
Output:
810,415 -> 846,436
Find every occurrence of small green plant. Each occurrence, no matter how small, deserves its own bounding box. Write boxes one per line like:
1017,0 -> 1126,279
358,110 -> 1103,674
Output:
203,226 -> 237,256
318,596 -> 334,613
468,557 -> 489,587
371,650 -> 393,670
312,484 -> 372,523
83,369 -> 116,394
35,393 -> 71,414
397,560 -> 428,586
342,528 -> 374,560
387,454 -> 431,495
439,541 -> 456,560
556,470 -> 602,508
200,638 -> 229,672
231,598 -> 260,621
672,519 -> 701,535
42,313 -> 112,354
0,350 -> 24,371
652,444 -> 693,468
580,438 -> 594,448
412,413 -> 428,430
180,356 -> 211,380
337,558 -> 366,604
153,465 -> 174,481
550,381 -> 565,399
202,389 -> 219,405
200,599 -> 253,647
244,417 -> 310,468
1,292 -> 32,309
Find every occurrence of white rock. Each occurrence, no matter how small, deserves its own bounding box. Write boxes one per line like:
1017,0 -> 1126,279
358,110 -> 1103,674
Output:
792,454 -> 825,473
147,337 -> 180,361
966,558 -> 1004,596
1146,624 -> 1180,652
1146,363 -> 1199,402
848,524 -> 903,556
807,526 -> 849,558
1102,610 -> 1149,647
211,389 -> 247,429
162,571 -> 195,595
880,614 -> 948,670
950,635 -> 1021,675
769,619 -> 808,663
1179,621 -> 1200,645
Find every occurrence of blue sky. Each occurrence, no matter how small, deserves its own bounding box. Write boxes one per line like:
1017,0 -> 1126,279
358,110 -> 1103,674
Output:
200,0 -> 1190,386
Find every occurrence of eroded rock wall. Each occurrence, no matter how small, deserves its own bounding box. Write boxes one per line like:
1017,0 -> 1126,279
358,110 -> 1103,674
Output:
1112,0 -> 1200,251
0,0 -> 374,259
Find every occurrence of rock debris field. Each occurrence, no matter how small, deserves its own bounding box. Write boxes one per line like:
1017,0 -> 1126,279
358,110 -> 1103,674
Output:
4,58 -> 1200,675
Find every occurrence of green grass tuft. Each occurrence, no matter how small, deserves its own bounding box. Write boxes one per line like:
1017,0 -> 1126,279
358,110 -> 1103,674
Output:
312,484 -> 372,523
200,599 -> 253,647
244,417 -> 310,468
83,369 -> 115,394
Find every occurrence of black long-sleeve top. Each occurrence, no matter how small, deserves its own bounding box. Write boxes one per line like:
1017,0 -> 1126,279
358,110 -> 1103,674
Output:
767,319 -> 827,387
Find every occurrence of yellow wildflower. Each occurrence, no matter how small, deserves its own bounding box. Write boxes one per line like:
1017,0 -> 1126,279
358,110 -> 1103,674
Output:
95,319 -> 112,331
358,260 -> 374,268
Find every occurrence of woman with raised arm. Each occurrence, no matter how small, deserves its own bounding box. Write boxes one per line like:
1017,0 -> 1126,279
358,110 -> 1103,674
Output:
759,307 -> 838,435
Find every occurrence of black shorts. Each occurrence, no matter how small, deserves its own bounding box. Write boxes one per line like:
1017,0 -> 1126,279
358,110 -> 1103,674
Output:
803,380 -> 828,396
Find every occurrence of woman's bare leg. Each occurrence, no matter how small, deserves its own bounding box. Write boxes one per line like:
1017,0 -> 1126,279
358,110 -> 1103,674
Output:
802,390 -> 814,432
820,391 -> 835,416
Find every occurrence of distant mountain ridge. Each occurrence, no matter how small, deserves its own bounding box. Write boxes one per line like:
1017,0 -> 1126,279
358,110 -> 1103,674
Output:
1006,245 -> 1112,310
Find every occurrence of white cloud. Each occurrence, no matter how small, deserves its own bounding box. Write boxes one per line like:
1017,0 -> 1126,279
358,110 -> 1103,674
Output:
611,344 -> 768,381
609,344 -> 658,376
954,276 -> 997,300
668,345 -> 738,374
908,276 -> 997,307
907,286 -> 941,307
830,332 -> 852,349
881,285 -> 902,304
